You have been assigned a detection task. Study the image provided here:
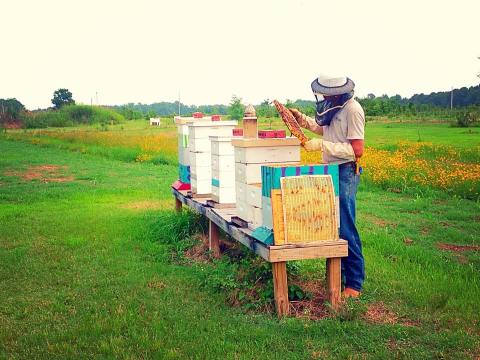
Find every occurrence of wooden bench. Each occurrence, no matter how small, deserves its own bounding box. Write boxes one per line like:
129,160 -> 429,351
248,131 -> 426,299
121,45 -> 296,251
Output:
172,187 -> 348,317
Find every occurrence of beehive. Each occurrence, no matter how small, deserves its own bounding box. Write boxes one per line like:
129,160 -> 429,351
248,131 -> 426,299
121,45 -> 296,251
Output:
260,164 -> 340,245
188,119 -> 237,195
232,137 -> 301,228
210,136 -> 236,204
174,116 -> 194,185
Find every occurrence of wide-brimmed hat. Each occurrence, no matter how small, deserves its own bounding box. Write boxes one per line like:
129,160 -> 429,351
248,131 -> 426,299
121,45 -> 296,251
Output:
311,75 -> 355,96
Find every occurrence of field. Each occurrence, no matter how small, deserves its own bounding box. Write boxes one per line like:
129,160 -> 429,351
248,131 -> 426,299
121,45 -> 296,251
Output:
1,119 -> 479,358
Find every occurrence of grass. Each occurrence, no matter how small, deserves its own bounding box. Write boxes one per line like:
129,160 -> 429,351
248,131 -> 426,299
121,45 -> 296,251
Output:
1,120 -> 479,358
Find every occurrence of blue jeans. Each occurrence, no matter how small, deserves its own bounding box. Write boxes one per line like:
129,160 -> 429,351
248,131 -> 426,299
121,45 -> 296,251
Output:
339,162 -> 364,291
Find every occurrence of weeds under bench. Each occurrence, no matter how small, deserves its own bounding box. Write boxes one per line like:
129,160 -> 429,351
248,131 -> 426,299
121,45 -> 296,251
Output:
172,187 -> 348,317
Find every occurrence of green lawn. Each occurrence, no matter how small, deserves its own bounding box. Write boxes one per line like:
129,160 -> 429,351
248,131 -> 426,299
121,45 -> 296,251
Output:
1,124 -> 479,358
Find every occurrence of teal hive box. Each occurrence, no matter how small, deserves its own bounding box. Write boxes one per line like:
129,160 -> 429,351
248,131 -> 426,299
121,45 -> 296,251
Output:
179,164 -> 191,184
261,164 -> 339,197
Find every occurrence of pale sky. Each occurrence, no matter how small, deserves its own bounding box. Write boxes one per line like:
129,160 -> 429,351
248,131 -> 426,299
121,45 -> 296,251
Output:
1,0 -> 479,110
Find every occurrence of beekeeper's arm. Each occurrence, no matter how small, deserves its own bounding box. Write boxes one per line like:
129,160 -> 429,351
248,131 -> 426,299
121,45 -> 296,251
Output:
304,108 -> 365,160
304,138 -> 358,161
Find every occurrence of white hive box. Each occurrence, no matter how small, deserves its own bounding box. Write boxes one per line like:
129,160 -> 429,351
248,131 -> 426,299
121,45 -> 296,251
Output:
188,120 -> 237,195
210,136 -> 236,203
232,137 -> 301,228
246,183 -> 262,208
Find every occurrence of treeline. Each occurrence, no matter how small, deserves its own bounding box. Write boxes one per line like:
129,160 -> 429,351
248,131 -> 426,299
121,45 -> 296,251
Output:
2,84 -> 479,128
111,102 -> 229,120
357,84 -> 480,117
110,84 -> 480,120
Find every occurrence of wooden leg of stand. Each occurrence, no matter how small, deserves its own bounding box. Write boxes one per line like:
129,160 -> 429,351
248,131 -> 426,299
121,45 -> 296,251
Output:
175,198 -> 182,213
208,220 -> 221,258
326,257 -> 341,310
272,262 -> 289,317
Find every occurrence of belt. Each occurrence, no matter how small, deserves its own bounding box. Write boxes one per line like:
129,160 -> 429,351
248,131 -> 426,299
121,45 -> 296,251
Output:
338,161 -> 361,175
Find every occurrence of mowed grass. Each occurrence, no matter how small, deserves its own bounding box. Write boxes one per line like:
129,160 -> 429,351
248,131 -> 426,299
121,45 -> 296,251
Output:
1,120 -> 480,358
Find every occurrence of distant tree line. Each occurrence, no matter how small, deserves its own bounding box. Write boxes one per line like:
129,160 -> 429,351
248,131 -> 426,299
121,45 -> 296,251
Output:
111,102 -> 229,120
2,84 -> 479,127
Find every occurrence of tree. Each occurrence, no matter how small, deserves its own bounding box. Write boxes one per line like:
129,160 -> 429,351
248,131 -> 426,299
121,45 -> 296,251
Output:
228,95 -> 244,120
51,88 -> 75,109
0,98 -> 25,123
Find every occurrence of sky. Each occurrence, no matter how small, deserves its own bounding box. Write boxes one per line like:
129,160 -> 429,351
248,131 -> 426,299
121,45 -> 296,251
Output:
1,0 -> 479,110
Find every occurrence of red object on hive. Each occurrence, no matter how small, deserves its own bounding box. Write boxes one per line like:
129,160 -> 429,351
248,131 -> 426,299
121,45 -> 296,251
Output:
274,129 -> 286,138
172,180 -> 191,191
193,112 -> 203,119
232,128 -> 243,136
211,114 -> 221,121
258,130 -> 287,139
258,130 -> 277,138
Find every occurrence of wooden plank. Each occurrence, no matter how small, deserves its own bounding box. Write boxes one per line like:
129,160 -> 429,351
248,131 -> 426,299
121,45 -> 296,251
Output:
208,208 -> 270,261
206,200 -> 235,209
271,239 -> 346,250
175,198 -> 182,213
272,262 -> 289,317
209,220 -> 221,258
326,258 -> 342,310
271,189 -> 285,245
269,241 -> 348,262
232,137 -> 300,148
231,216 -> 249,228
187,190 -> 211,199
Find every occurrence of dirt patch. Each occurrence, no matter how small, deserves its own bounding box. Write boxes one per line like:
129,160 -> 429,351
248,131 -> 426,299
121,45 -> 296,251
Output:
403,237 -> 414,245
363,214 -> 397,228
363,302 -> 418,327
2,121 -> 22,129
3,165 -> 74,183
121,200 -> 165,211
436,243 -> 480,252
289,280 -> 330,320
363,302 -> 398,324
420,226 -> 430,235
184,234 -> 211,263
43,177 -> 75,183
147,279 -> 166,290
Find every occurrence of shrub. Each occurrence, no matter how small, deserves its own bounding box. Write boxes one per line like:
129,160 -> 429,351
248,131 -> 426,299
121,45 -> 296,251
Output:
22,105 -> 125,128
456,111 -> 479,128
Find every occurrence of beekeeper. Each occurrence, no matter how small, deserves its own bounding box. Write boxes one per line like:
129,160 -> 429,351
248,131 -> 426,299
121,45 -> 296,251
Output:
291,75 -> 365,298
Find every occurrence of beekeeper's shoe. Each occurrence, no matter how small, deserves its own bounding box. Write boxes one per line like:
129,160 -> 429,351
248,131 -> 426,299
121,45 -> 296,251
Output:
343,287 -> 361,298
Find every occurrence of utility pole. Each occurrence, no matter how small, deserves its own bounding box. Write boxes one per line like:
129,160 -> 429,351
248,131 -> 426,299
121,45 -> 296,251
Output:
477,57 -> 480,79
178,91 -> 181,116
96,92 -> 98,105
450,87 -> 453,110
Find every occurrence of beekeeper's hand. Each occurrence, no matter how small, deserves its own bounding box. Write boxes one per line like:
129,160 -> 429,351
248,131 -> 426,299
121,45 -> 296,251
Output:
290,108 -> 323,135
303,138 -> 323,152
290,108 -> 309,128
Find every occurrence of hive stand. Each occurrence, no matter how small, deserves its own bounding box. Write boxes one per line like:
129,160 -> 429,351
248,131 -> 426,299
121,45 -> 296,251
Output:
172,188 -> 348,317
